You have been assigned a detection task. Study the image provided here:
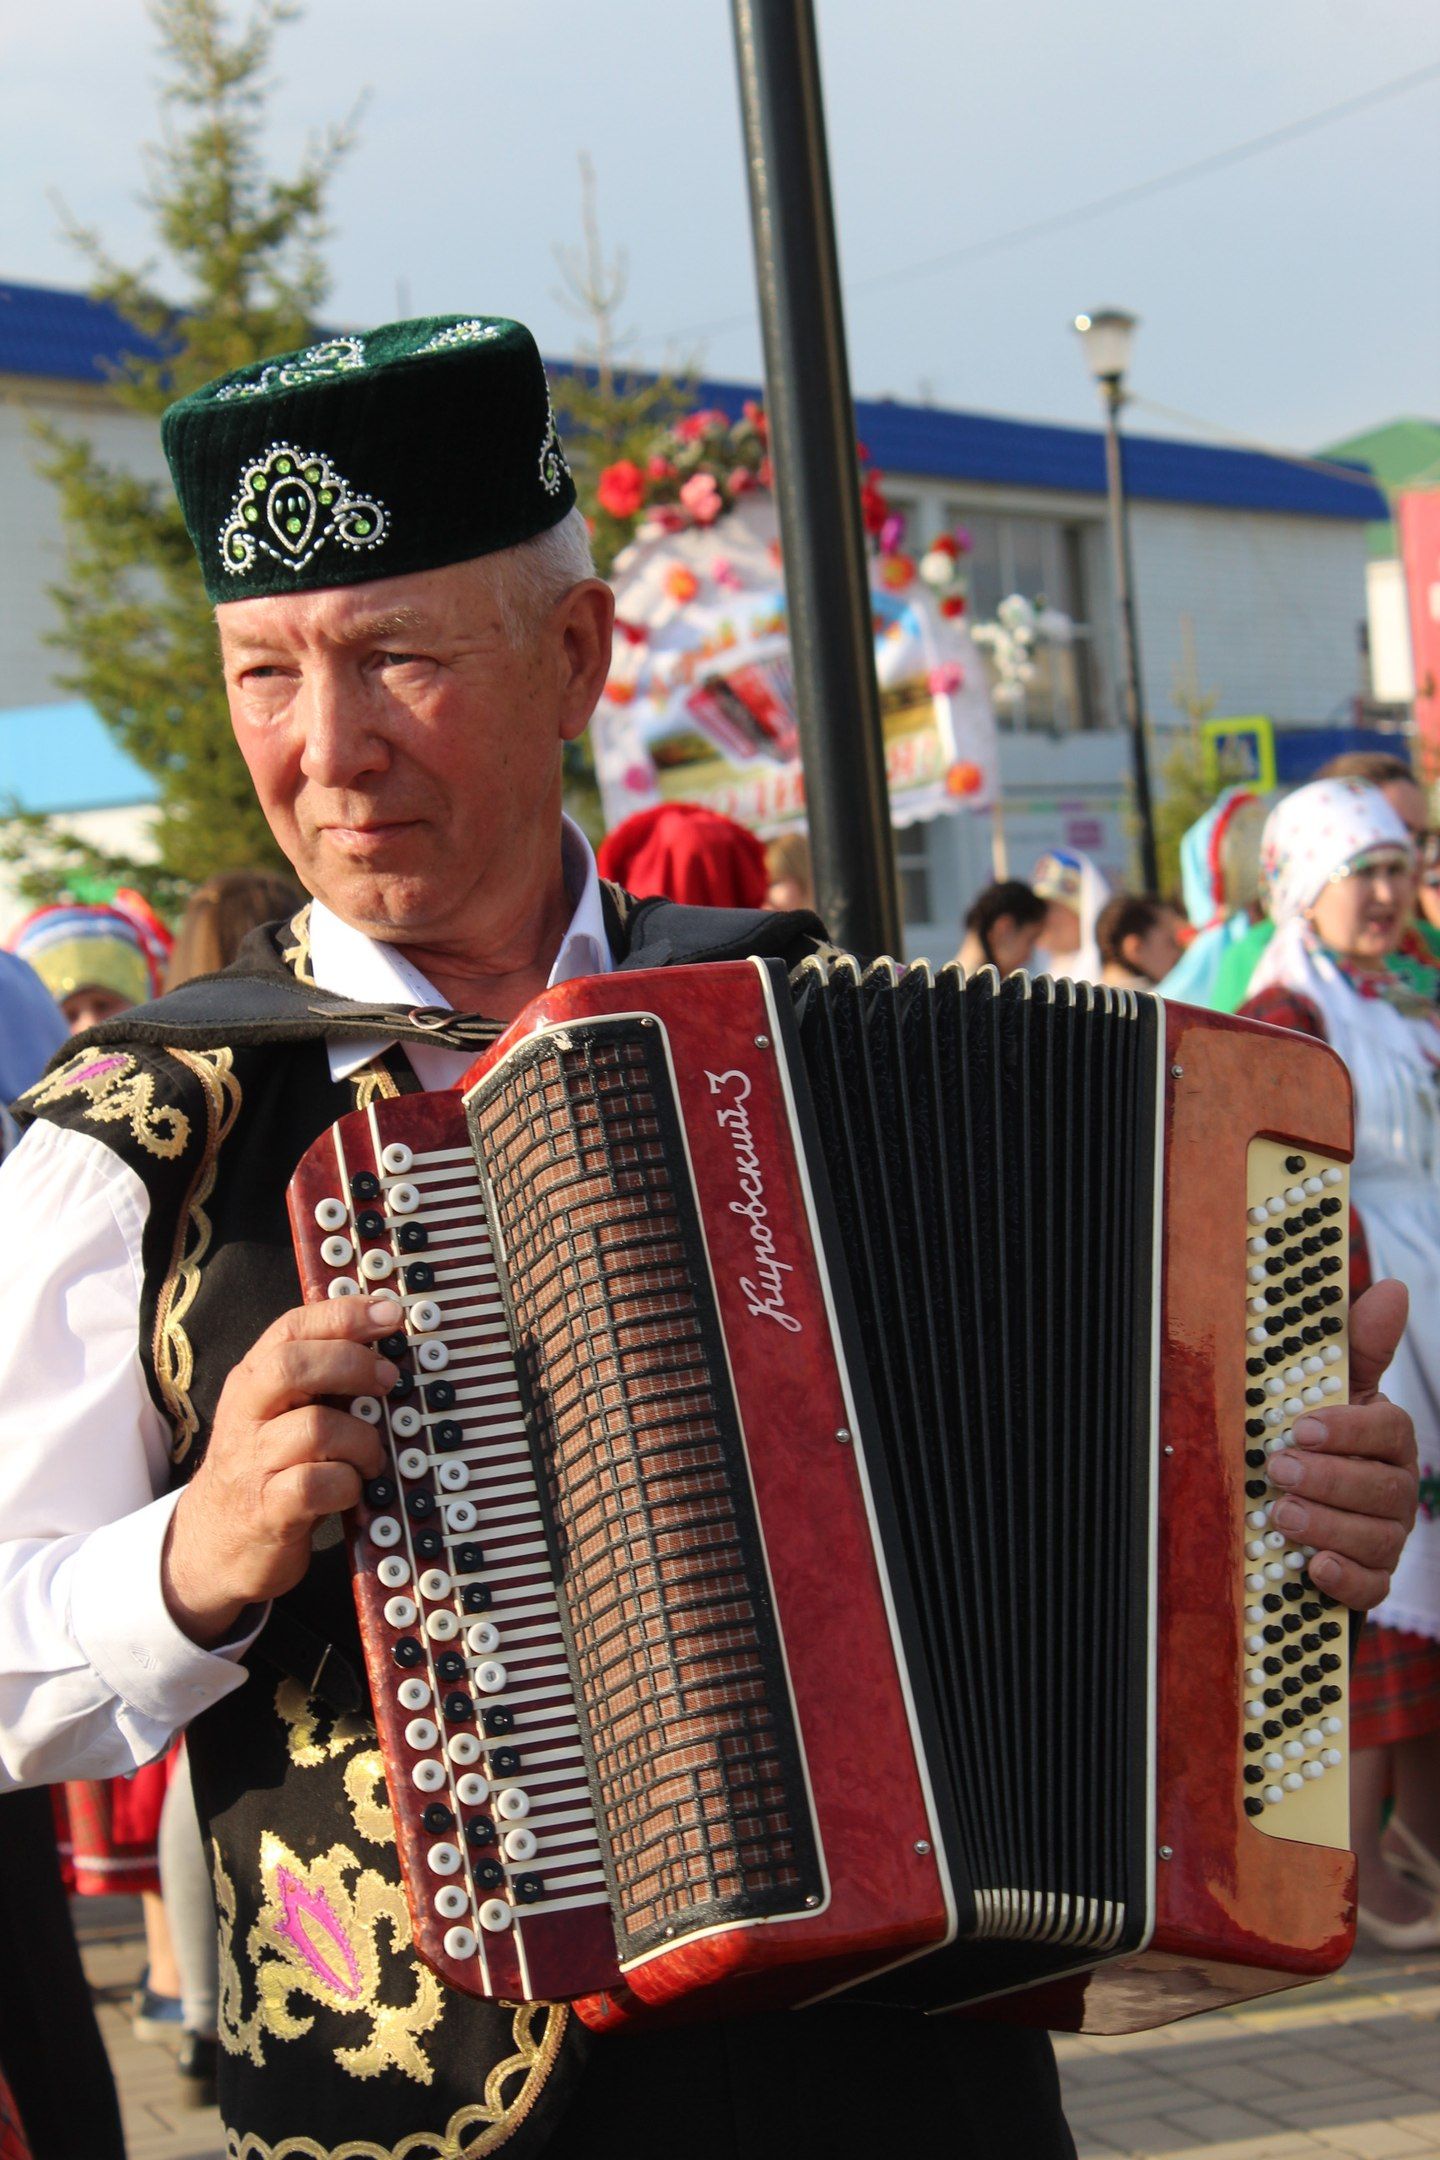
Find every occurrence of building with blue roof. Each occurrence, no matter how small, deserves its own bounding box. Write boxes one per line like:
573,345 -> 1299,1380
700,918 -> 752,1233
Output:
0,276 -> 1396,948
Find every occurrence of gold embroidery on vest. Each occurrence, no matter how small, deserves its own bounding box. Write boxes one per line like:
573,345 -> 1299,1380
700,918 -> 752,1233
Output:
151,1048 -> 243,1463
343,1749 -> 394,1847
275,1679 -> 369,1772
217,2002 -> 568,2159
281,903 -> 317,986
350,1060 -> 400,1110
217,1832 -> 445,2084
22,1048 -> 191,1160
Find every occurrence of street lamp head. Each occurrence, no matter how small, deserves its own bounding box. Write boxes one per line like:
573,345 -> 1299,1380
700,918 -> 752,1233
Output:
1073,308 -> 1138,387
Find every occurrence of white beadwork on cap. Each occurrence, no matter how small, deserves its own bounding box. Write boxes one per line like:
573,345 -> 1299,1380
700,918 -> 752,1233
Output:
219,442 -> 389,577
213,336 -> 366,402
414,320 -> 501,355
538,392 -> 568,497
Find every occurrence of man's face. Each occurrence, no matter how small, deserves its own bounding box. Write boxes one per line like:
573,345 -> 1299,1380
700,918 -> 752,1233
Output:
216,555 -> 612,947
1124,907 -> 1185,984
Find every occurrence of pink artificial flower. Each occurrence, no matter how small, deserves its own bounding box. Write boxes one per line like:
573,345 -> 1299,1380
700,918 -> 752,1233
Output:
680,472 -> 724,525
711,555 -> 743,592
927,662 -> 965,695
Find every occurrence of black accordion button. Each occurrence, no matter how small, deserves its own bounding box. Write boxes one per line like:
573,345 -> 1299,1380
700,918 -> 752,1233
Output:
1282,1708 -> 1304,1728
473,1860 -> 504,1890
1247,1357 -> 1267,1376
363,1477 -> 396,1508
1246,1388 -> 1266,1407
1246,1449 -> 1267,1470
404,1263 -> 436,1291
434,1421 -> 465,1451
1301,1633 -> 1321,1653
392,1638 -> 423,1669
351,1172 -> 380,1202
1285,1154 -> 1307,1174
1320,1195 -> 1343,1216
379,1332 -> 409,1362
1246,1420 -> 1266,1439
415,1529 -> 444,1559
1262,1657 -> 1282,1676
1282,1613 -> 1302,1633
398,1223 -> 429,1251
435,1650 -> 466,1681
1263,1688 -> 1283,1707
1263,1719 -> 1283,1738
1245,1796 -> 1265,1816
1262,1594 -> 1283,1613
1320,1620 -> 1342,1640
1301,1664 -> 1321,1684
1282,1582 -> 1303,1602
482,1707 -> 514,1736
1320,1684 -> 1342,1704
1264,1348 -> 1285,1367
406,1492 -> 434,1520
462,1584 -> 492,1613
466,1817 -> 496,1848
1265,1227 -> 1285,1246
1244,1732 -> 1264,1752
1302,1206 -> 1321,1227
389,1369 -> 415,1401
1281,1678 -> 1302,1697
356,1209 -> 385,1240
427,1381 -> 457,1410
1263,1625 -> 1283,1644
1264,1288 -> 1285,1309
490,1747 -> 521,1775
1320,1653 -> 1342,1674
1245,1480 -> 1267,1499
455,1543 -> 485,1571
1244,1764 -> 1265,1784
444,1691 -> 474,1723
1265,1257 -> 1285,1277
422,1804 -> 454,1834
514,1875 -> 544,1905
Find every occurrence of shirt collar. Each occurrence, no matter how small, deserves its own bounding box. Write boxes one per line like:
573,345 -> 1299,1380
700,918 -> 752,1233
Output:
309,815 -> 611,1082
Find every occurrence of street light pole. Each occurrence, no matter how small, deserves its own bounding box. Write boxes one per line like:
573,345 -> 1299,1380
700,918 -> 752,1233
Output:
1074,311 -> 1159,895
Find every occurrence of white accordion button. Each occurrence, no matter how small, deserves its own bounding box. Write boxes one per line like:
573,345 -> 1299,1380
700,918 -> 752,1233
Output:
496,1787 -> 529,1821
1322,1716 -> 1343,1735
425,1610 -> 459,1641
398,1677 -> 431,1711
369,1516 -> 401,1548
443,1925 -> 478,1960
412,1760 -> 446,1792
455,1771 -> 490,1806
1263,1752 -> 1284,1771
437,1461 -> 469,1492
419,1569 -> 452,1601
1322,1747 -> 1343,1766
435,1886 -> 469,1920
360,1249 -> 395,1281
1248,1264 -> 1266,1284
314,1198 -> 347,1231
478,1899 -> 513,1933
328,1278 -> 361,1299
1283,1739 -> 1305,1760
1246,1326 -> 1268,1346
1303,1728 -> 1323,1748
446,1732 -> 482,1768
418,1340 -> 449,1372
385,1597 -> 419,1630
392,1407 -> 423,1438
1282,1772 -> 1303,1793
398,1448 -> 429,1480
1304,1176 -> 1324,1196
503,1827 -> 538,1862
376,1555 -> 411,1588
467,1621 -> 500,1655
321,1235 -> 353,1267
1323,1344 -> 1343,1365
1264,1562 -> 1286,1582
380,1143 -> 413,1175
1284,1186 -> 1306,1206
1264,1785 -> 1284,1804
1247,1235 -> 1268,1256
427,1842 -> 461,1876
1322,1376 -> 1343,1396
411,1300 -> 443,1333
351,1396 -> 383,1425
389,1182 -> 421,1214
1303,1761 -> 1324,1780
1322,1166 -> 1344,1185
475,1661 -> 507,1695
446,1501 -> 479,1533
1247,1205 -> 1269,1226
405,1718 -> 439,1751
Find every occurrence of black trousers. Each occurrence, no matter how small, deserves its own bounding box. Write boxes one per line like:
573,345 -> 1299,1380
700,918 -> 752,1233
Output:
546,2003 -> 1076,2159
0,1788 -> 125,2160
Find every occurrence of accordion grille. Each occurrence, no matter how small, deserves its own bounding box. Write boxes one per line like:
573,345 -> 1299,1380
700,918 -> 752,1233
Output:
469,1021 -> 822,1959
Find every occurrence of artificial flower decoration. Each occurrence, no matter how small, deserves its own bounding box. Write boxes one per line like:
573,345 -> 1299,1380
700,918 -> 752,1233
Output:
880,552 -> 915,591
946,761 -> 985,797
597,459 -> 646,519
679,472 -> 724,525
665,565 -> 700,603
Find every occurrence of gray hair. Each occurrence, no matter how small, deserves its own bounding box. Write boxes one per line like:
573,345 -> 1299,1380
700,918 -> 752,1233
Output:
485,505 -> 597,646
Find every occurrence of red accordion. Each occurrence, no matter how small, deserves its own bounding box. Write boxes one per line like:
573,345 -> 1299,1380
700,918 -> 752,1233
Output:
288,955 -> 1356,2036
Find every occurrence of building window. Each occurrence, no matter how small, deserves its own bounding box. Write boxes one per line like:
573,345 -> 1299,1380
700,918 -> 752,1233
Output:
946,505 -> 1108,733
894,820 -> 933,927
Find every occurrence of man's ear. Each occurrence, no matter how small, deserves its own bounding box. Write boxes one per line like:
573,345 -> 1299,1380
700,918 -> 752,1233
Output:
554,579 -> 615,743
1119,931 -> 1143,973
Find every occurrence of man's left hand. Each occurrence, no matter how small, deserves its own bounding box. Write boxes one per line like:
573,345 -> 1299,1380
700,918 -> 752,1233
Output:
1266,1278 -> 1417,1612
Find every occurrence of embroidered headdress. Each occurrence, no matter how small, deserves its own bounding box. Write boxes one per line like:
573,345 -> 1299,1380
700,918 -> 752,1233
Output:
162,315 -> 575,604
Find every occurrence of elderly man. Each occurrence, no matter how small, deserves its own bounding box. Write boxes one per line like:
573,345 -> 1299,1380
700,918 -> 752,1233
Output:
0,318 -> 1419,2159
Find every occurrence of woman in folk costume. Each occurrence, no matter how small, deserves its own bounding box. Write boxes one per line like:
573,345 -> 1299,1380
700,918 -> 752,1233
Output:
1241,777 -> 1440,1945
1030,848 -> 1110,984
1158,785 -> 1266,1008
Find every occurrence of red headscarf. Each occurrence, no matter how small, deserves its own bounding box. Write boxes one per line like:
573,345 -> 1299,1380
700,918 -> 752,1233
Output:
597,803 -> 769,911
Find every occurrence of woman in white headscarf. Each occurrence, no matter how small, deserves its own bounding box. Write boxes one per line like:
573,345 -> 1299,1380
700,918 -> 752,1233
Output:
1030,849 -> 1110,984
1243,777 -> 1440,1946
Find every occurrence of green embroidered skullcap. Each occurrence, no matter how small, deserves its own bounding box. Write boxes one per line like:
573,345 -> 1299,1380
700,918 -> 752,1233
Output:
162,315 -> 575,603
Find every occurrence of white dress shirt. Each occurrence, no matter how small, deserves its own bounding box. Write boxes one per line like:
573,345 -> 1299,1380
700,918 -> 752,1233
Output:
0,818 -> 611,1790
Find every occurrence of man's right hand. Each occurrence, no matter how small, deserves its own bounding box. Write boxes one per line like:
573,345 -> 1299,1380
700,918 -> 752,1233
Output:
161,1291 -> 402,1648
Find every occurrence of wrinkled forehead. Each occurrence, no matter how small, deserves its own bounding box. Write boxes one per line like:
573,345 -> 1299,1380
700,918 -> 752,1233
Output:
214,557 -> 501,655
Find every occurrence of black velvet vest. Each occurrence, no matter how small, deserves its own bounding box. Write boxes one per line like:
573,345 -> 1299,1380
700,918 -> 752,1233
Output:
17,899 -> 1073,2160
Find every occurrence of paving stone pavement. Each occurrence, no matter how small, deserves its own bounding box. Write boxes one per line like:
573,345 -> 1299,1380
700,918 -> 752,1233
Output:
70,1897 -> 1440,2159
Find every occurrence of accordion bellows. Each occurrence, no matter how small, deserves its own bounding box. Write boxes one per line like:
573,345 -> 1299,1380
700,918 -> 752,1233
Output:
289,955 -> 1357,2035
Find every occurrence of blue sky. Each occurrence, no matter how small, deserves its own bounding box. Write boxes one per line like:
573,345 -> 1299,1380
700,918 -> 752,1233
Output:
2,0 -> 1435,451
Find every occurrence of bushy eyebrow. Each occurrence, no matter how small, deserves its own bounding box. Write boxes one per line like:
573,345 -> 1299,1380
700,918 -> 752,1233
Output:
216,605 -> 437,657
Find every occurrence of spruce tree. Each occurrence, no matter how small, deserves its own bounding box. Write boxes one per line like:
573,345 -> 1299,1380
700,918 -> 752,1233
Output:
19,0 -> 357,901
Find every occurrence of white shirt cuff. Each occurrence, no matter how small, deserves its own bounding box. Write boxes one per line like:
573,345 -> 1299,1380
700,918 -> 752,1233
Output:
68,1487 -> 268,1728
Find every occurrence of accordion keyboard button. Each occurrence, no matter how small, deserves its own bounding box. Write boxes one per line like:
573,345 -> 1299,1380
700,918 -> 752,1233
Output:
328,1278 -> 361,1299
502,1827 -> 537,1862
418,1341 -> 449,1372
426,1611 -> 460,1642
443,1925 -> 478,1960
478,1899 -> 513,1932
376,1555 -> 410,1589
320,1235 -> 353,1267
446,1502 -> 479,1533
388,1182 -> 420,1214
455,1772 -> 490,1806
411,1300 -> 443,1333
427,1842 -> 461,1875
419,1569 -> 452,1601
475,1662 -> 507,1695
434,1885 -> 468,1919
392,1407 -> 423,1439
496,1788 -> 529,1821
437,1461 -> 468,1491
447,1733 -> 482,1767
385,1598 -> 419,1630
314,1198 -> 347,1231
380,1143 -> 413,1175
412,1760 -> 446,1792
351,1397 -> 382,1425
397,1449 -> 428,1480
369,1517 -> 401,1548
467,1622 -> 500,1655
405,1718 -> 439,1751
360,1249 -> 395,1281
398,1678 -> 430,1711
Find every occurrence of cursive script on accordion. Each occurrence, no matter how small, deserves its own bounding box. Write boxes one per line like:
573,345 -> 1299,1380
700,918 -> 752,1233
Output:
288,953 -> 1357,2036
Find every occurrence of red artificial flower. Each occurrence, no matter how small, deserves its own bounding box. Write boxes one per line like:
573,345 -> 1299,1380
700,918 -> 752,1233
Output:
597,460 -> 646,519
653,505 -> 688,534
946,761 -> 984,797
728,466 -> 757,496
940,593 -> 968,618
647,454 -> 677,482
930,533 -> 959,558
666,566 -> 700,603
605,679 -> 636,706
676,408 -> 730,444
758,457 -> 774,489
880,552 -> 915,590
860,469 -> 890,538
613,617 -> 649,646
